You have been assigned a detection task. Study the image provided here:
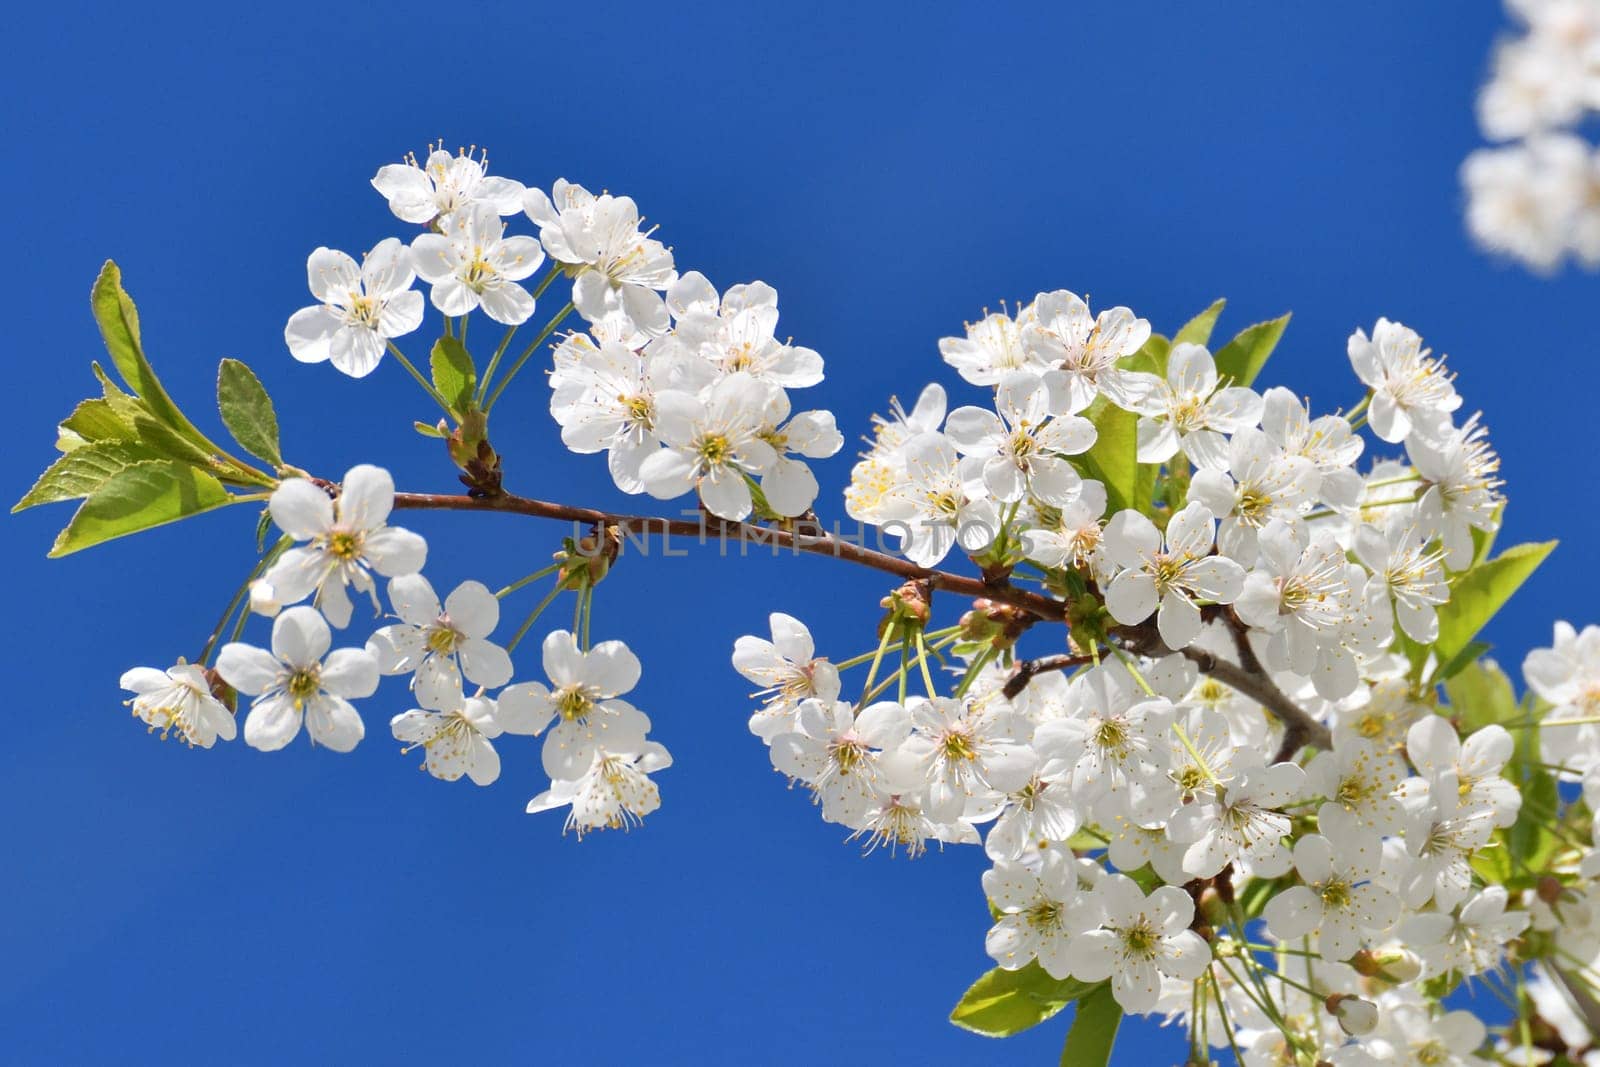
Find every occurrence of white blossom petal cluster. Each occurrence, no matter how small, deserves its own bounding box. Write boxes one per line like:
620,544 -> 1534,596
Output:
1463,0 -> 1600,270
548,270 -> 840,520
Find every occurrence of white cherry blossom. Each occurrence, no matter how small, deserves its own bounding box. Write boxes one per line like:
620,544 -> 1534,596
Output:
411,203 -> 546,325
119,661 -> 236,747
1121,342 -> 1263,470
216,606 -> 378,753
284,239 -> 423,378
1102,502 -> 1246,650
496,630 -> 649,782
372,146 -> 525,225
257,465 -> 427,629
524,179 -> 676,334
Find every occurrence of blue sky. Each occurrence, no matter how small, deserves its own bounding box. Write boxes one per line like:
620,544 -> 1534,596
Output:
3,1 -> 1591,1063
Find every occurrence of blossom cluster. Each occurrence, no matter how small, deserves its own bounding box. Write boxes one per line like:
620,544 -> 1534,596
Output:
1463,0 -> 1600,270
731,290 -> 1600,1061
20,139 -> 1585,1063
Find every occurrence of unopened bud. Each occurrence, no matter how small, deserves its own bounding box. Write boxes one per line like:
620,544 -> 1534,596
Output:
556,525 -> 621,587
248,579 -> 282,618
1537,875 -> 1565,905
1351,947 -> 1421,984
881,580 -> 932,628
1324,994 -> 1378,1036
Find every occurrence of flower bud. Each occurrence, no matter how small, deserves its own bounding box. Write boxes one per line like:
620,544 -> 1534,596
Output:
1536,875 -> 1565,905
1325,994 -> 1379,1036
249,578 -> 282,618
1352,947 -> 1422,984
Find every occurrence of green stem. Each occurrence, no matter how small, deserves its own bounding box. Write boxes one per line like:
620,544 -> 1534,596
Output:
387,342 -> 452,413
915,629 -> 939,696
506,582 -> 564,654
483,300 -> 575,413
476,324 -> 520,406
495,562 -> 562,599
199,536 -> 290,665
857,613 -> 899,709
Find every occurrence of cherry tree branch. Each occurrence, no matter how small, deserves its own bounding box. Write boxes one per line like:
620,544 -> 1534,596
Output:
389,489 -> 1332,757
390,490 -> 1066,620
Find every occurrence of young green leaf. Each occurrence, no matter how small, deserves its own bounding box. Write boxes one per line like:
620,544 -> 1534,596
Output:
14,442 -> 156,511
949,963 -> 1099,1037
1057,982 -> 1121,1067
1075,399 -> 1143,515
1442,658 -> 1516,734
58,396 -> 141,449
217,358 -> 284,467
48,460 -> 234,557
91,261 -> 213,451
1174,299 -> 1226,346
1213,313 -> 1290,387
1434,541 -> 1558,660
431,336 -> 477,417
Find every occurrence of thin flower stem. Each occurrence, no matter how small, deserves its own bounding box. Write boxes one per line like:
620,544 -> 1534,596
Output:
506,582 -> 564,654
572,583 -> 584,638
1111,645 -> 1157,697
1345,392 -> 1372,420
915,629 -> 939,696
475,324 -> 519,405
580,585 -> 594,651
495,563 -> 562,599
952,645 -> 993,698
386,342 -> 452,413
857,614 -> 899,709
198,537 -> 291,666
483,300 -> 575,413
458,315 -> 469,346
1505,717 -> 1600,729
897,638 -> 910,705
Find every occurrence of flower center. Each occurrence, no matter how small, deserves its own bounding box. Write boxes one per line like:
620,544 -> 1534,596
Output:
1120,919 -> 1159,958
555,686 -> 595,723
287,668 -> 321,705
327,530 -> 363,560
1025,900 -> 1064,931
346,293 -> 382,328
426,626 -> 459,655
1321,878 -> 1352,910
697,433 -> 732,468
463,252 -> 499,292
941,729 -> 979,763
1092,716 -> 1129,756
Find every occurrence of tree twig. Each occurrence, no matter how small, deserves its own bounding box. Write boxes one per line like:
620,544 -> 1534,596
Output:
390,488 -> 1332,755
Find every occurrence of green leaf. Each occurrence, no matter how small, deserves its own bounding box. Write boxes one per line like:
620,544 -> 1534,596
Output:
1075,399 -> 1145,515
1431,640 -> 1492,687
1435,541 -> 1558,661
413,420 -> 446,438
133,414 -> 217,467
431,336 -> 477,417
1174,299 -> 1226,346
949,963 -> 1099,1037
217,359 -> 284,467
48,460 -> 233,557
14,442 -> 156,511
91,261 -> 212,451
1443,657 -> 1516,734
58,396 -> 141,449
1509,770 -> 1559,868
255,507 -> 273,552
1058,982 -> 1121,1067
1213,313 -> 1290,387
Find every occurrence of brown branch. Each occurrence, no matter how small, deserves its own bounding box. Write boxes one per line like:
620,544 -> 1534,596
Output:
391,489 -> 1333,756
390,490 -> 1067,620
1114,623 -> 1333,758
1002,653 -> 1098,699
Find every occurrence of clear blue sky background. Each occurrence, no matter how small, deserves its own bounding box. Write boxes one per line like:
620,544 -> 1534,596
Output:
3,2 -> 1590,1063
